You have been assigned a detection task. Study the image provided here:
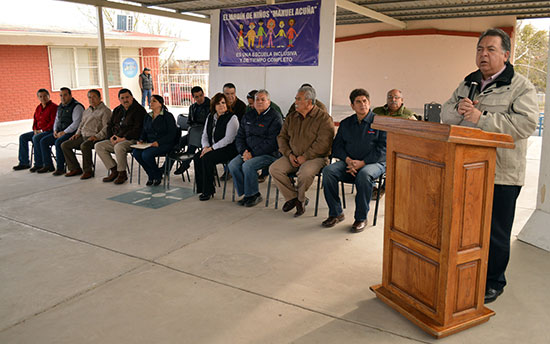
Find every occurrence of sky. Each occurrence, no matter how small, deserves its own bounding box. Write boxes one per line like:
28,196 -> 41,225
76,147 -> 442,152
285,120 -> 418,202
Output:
1,0 -> 211,60
1,0 -> 548,61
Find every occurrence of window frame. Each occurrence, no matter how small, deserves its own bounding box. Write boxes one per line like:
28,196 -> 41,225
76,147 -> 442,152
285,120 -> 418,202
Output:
48,46 -> 123,91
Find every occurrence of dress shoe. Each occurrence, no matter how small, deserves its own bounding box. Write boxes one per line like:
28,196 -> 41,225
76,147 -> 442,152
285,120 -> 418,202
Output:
146,180 -> 154,186
282,198 -> 298,212
29,166 -> 41,173
153,179 -> 162,186
52,169 -> 65,176
80,171 -> 94,180
114,171 -> 128,184
351,220 -> 366,233
13,164 -> 30,171
37,166 -> 55,173
245,193 -> 262,207
322,214 -> 345,228
65,168 -> 83,177
294,199 -> 307,217
199,193 -> 212,201
484,288 -> 503,304
102,167 -> 119,182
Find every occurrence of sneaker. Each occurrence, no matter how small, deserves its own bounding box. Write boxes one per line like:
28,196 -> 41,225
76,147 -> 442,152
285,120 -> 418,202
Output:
13,164 -> 31,171
29,166 -> 41,173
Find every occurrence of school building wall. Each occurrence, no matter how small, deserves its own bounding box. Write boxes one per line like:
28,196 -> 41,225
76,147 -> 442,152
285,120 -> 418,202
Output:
0,45 -> 160,123
332,16 -> 517,112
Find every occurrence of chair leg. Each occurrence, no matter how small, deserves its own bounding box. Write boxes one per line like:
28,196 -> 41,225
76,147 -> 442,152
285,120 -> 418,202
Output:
275,187 -> 279,209
265,174 -> 272,207
373,174 -> 384,226
222,164 -> 228,199
314,173 -> 321,217
129,156 -> 133,183
30,144 -> 34,167
214,167 -> 221,187
341,181 -> 347,209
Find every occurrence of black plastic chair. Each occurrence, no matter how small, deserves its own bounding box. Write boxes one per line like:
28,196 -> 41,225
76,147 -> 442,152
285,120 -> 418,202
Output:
266,170 -> 323,216
340,173 -> 385,226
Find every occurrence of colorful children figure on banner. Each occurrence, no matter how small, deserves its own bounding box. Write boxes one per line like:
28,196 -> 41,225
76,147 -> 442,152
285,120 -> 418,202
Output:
257,19 -> 266,48
266,18 -> 276,48
276,20 -> 286,48
246,22 -> 257,48
286,18 -> 297,47
237,23 -> 245,49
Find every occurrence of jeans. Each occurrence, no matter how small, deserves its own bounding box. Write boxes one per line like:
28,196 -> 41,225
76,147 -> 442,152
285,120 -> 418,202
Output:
18,131 -> 35,165
30,131 -> 52,167
141,89 -> 152,107
39,132 -> 73,169
132,144 -> 173,181
322,160 -> 385,221
228,154 -> 277,197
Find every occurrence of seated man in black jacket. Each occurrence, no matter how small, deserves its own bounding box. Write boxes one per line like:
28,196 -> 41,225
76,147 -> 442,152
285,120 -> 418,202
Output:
228,89 -> 283,207
174,86 -> 210,175
321,88 -> 386,233
95,88 -> 146,184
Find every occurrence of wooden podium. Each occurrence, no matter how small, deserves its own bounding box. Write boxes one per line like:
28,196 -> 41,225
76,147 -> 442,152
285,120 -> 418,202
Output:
370,116 -> 514,338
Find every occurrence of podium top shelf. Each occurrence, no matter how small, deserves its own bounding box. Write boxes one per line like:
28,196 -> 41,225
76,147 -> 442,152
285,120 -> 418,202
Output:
372,116 -> 515,149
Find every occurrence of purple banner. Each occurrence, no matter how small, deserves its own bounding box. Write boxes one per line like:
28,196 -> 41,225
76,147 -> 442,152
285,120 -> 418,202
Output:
219,0 -> 320,67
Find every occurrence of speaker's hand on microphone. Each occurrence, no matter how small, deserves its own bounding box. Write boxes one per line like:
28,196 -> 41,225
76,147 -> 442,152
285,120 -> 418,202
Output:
458,98 -> 482,124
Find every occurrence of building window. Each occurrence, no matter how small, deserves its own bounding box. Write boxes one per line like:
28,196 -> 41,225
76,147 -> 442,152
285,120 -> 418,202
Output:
49,47 -> 121,90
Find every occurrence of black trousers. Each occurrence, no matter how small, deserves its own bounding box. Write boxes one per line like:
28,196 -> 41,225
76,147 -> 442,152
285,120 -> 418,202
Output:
194,145 -> 237,195
486,184 -> 522,291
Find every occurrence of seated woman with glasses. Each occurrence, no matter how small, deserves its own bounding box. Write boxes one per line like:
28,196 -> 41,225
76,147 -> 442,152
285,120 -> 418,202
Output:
132,95 -> 178,186
194,92 -> 239,201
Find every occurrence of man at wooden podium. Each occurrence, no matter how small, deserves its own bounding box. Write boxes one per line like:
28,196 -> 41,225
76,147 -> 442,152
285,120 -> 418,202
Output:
321,88 -> 386,232
441,28 -> 538,304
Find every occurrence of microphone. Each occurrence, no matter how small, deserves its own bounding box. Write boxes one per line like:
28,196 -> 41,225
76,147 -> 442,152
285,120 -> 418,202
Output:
467,81 -> 478,101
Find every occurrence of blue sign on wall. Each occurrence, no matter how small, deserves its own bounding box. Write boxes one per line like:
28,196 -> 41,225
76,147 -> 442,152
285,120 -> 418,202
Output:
219,0 -> 320,67
122,58 -> 138,78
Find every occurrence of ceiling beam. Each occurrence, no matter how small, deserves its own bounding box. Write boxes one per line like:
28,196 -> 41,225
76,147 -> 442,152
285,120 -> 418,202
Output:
55,0 -> 210,24
337,0 -> 406,29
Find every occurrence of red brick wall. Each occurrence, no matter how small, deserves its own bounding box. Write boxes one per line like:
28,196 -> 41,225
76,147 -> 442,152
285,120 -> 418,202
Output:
0,45 -> 51,122
0,45 -> 123,123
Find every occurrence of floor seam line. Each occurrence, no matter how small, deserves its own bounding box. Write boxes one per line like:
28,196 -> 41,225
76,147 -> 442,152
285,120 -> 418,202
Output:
0,263 -> 147,333
151,261 -> 430,343
1,213 -> 426,342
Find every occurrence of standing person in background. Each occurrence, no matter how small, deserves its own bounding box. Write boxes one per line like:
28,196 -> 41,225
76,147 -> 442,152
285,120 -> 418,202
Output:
13,89 -> 58,171
139,67 -> 154,107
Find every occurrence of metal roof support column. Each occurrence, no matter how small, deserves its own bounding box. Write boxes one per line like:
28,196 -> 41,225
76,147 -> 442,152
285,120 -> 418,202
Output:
96,5 -> 110,106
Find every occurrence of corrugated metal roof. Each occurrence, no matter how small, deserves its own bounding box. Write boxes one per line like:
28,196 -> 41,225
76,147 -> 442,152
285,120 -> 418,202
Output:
131,0 -> 550,25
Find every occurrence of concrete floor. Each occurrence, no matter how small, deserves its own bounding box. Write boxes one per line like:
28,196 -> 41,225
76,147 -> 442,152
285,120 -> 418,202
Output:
0,120 -> 548,343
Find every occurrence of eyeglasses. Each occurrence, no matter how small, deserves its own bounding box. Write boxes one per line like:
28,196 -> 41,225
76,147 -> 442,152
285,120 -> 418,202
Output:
387,96 -> 402,100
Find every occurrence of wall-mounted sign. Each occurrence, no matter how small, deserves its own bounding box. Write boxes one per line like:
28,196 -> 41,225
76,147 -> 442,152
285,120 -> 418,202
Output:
122,58 -> 138,78
219,0 -> 320,67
